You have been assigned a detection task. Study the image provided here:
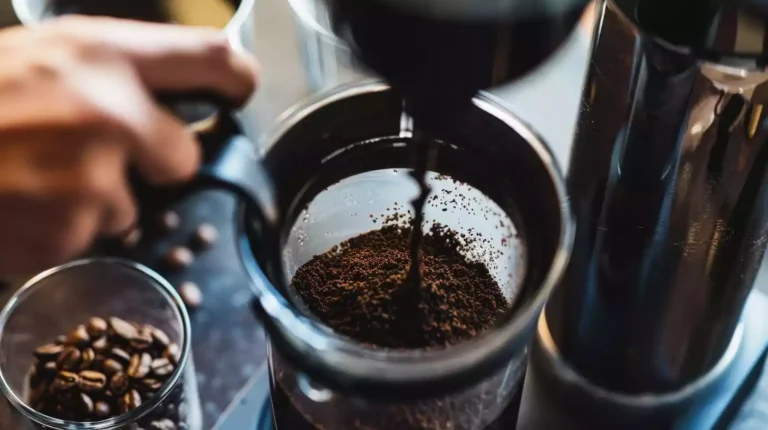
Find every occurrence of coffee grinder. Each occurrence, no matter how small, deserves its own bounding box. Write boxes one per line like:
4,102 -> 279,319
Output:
313,0 -> 768,428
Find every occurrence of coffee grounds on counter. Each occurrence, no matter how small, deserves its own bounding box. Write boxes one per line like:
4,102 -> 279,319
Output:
291,223 -> 507,349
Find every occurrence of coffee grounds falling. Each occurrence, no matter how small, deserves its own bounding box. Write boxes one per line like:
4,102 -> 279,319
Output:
292,223 -> 507,349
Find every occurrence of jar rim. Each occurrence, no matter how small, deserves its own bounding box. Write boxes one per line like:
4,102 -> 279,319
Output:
0,258 -> 193,429
241,80 -> 575,398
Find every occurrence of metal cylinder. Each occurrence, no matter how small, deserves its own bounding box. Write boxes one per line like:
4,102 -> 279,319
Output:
548,0 -> 768,394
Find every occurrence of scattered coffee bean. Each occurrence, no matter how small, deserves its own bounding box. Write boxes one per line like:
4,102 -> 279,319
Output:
109,317 -> 138,343
110,372 -> 130,396
34,344 -> 63,361
127,353 -> 152,379
178,282 -> 202,310
68,325 -> 90,347
103,358 -> 124,377
79,348 -> 95,370
78,370 -> 107,392
119,389 -> 142,414
56,347 -> 81,371
192,223 -> 218,249
94,401 -> 111,418
158,211 -> 181,232
151,358 -> 174,378
51,371 -> 79,392
163,344 -> 181,366
122,227 -> 143,248
86,317 -> 108,338
26,316 -> 188,425
164,247 -> 194,270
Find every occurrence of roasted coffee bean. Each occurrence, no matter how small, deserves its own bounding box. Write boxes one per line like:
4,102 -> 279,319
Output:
149,418 -> 177,430
164,246 -> 194,270
34,344 -> 63,361
41,361 -> 58,375
51,371 -> 79,392
150,358 -> 174,378
111,348 -> 132,365
127,353 -> 152,379
92,336 -> 109,352
192,223 -> 218,249
103,358 -> 124,376
79,348 -> 96,370
163,344 -> 181,366
55,403 -> 75,420
78,370 -> 107,392
149,327 -> 171,349
158,210 -> 181,232
141,378 -> 164,392
109,317 -> 138,342
131,327 -> 154,350
86,317 -> 108,338
118,389 -> 142,414
178,282 -> 202,310
110,372 -> 130,396
56,347 -> 81,370
77,392 -> 94,415
68,325 -> 90,347
94,400 -> 111,418
54,335 -> 68,345
122,227 -> 142,248
28,364 -> 39,383
28,381 -> 48,405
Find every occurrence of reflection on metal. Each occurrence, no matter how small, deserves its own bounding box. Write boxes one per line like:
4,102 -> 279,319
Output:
549,0 -> 768,395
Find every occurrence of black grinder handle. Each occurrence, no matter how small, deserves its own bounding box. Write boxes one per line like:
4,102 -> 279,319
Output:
108,92 -> 281,242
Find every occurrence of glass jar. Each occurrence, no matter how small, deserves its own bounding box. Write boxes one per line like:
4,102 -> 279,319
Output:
236,81 -> 574,430
0,258 -> 202,430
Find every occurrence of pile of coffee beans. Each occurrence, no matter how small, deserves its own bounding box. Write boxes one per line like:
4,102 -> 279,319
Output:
27,317 -> 189,428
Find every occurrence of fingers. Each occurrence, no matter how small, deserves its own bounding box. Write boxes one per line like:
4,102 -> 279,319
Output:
0,198 -> 102,275
119,90 -> 202,185
53,17 -> 260,107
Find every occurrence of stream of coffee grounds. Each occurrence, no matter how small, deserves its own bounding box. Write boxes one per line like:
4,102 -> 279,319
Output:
291,223 -> 507,349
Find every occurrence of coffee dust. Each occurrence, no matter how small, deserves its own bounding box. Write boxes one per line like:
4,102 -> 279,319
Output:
291,222 -> 507,349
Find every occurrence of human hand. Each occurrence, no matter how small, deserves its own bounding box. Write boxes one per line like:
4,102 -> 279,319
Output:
0,16 -> 260,276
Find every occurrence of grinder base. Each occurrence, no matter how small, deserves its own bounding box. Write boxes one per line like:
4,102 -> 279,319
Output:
517,290 -> 768,430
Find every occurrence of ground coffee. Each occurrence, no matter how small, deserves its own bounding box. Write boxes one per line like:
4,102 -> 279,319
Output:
291,222 -> 507,349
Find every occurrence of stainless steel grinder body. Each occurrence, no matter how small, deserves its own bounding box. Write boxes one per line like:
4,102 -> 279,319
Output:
520,1 -> 768,428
